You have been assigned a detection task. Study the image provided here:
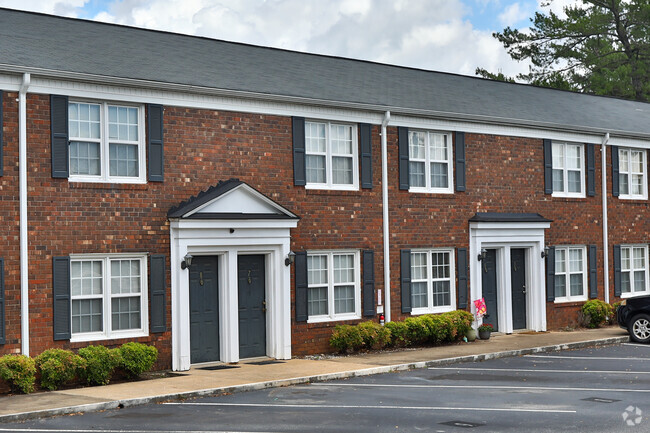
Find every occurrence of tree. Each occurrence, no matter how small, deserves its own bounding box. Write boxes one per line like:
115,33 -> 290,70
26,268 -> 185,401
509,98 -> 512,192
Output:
476,1 -> 650,102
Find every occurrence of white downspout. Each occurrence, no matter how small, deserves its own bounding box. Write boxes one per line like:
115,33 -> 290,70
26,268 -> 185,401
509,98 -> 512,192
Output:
19,73 -> 31,356
601,133 -> 610,303
381,111 -> 391,322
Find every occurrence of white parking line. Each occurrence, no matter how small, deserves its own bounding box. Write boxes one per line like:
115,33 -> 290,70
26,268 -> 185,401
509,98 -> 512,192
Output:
429,367 -> 650,374
164,402 -> 576,414
0,430 -> 270,433
525,354 -> 650,361
310,383 -> 650,393
623,343 -> 650,348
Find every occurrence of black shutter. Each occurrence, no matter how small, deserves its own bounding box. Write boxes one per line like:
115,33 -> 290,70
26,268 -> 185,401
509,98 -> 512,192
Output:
611,146 -> 619,197
0,258 -> 4,345
295,252 -> 308,322
613,245 -> 621,297
149,255 -> 166,333
0,91 -> 3,177
543,139 -> 553,194
546,246 -> 555,302
398,127 -> 410,190
457,248 -> 468,309
362,250 -> 375,317
53,256 -> 71,340
586,143 -> 595,197
360,123 -> 373,189
589,245 -> 598,298
455,132 -> 466,192
292,117 -> 306,186
51,95 -> 69,178
147,104 -> 164,182
400,249 -> 411,313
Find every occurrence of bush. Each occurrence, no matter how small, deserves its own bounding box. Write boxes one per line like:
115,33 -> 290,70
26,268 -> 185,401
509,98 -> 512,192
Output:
581,299 -> 613,328
446,310 -> 474,340
330,325 -> 364,353
357,321 -> 391,350
610,302 -> 621,321
0,355 -> 36,394
385,321 -> 409,347
404,317 -> 429,345
35,349 -> 85,391
117,343 -> 158,379
78,345 -> 119,386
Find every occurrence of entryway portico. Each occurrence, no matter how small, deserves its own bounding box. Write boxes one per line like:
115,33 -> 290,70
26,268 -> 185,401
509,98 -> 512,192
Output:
168,180 -> 299,371
469,213 -> 551,334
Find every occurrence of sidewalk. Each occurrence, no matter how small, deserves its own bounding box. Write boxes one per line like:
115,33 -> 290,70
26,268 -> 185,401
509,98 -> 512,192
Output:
0,327 -> 629,423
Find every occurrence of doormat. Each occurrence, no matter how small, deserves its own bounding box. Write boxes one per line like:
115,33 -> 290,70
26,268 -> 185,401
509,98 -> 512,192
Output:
246,360 -> 285,366
199,365 -> 240,371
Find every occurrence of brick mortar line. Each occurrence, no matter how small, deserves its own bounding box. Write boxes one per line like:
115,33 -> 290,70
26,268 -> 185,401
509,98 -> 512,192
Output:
0,336 -> 629,423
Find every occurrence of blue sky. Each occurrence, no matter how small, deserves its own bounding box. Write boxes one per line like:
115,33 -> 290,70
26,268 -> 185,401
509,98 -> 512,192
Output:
0,0 -> 574,77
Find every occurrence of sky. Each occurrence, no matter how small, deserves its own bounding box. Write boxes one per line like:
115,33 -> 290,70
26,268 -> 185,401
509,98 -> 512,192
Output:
0,0 -> 580,78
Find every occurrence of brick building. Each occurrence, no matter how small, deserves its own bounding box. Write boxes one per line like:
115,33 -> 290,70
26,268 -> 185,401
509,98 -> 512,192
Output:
0,9 -> 648,371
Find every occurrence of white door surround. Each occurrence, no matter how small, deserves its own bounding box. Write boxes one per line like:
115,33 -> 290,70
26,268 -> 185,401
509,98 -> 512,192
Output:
469,214 -> 551,334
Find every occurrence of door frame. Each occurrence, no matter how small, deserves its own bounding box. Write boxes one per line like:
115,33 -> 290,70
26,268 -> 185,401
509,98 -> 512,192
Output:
469,221 -> 550,334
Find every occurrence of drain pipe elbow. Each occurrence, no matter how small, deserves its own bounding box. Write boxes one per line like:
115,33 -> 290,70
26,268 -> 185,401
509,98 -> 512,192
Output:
381,111 -> 391,322
19,73 -> 31,356
601,133 -> 610,304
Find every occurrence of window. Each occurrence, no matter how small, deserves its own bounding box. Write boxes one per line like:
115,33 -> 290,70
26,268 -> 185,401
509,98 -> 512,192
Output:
304,121 -> 358,189
552,142 -> 584,197
554,246 -> 587,302
307,251 -> 360,321
619,148 -> 647,199
411,249 -> 455,314
68,101 -> 145,183
621,245 -> 649,296
409,130 -> 453,193
70,255 -> 148,341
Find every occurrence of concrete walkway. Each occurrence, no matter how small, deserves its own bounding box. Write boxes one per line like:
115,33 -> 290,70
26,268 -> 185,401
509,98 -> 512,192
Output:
0,327 -> 629,423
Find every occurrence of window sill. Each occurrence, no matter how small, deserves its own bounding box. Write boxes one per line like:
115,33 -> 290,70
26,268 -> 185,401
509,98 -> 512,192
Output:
411,306 -> 455,315
618,195 -> 648,201
70,329 -> 148,343
621,291 -> 650,299
551,192 -> 586,199
554,297 -> 587,304
305,184 -> 359,192
408,187 -> 454,195
307,314 -> 361,324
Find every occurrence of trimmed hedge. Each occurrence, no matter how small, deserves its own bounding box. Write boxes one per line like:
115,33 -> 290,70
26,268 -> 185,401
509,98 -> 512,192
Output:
78,345 -> 120,386
330,310 -> 474,353
0,355 -> 36,394
581,300 -> 613,328
35,348 -> 86,391
117,342 -> 158,379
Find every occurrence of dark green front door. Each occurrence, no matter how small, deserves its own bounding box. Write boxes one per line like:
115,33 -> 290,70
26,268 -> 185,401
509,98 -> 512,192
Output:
189,256 -> 220,364
482,249 -> 499,332
511,248 -> 527,330
238,255 -> 266,359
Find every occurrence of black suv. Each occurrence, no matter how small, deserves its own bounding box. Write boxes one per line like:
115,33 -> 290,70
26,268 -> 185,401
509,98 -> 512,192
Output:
617,295 -> 650,343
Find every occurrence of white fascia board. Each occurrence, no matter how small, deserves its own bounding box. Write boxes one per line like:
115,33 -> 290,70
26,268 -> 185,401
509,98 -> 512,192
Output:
470,221 -> 552,231
170,218 -> 299,231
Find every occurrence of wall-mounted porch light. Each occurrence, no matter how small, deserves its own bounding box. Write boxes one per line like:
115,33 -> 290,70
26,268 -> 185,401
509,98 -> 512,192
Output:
477,248 -> 488,261
285,251 -> 296,266
541,247 -> 550,259
181,254 -> 193,270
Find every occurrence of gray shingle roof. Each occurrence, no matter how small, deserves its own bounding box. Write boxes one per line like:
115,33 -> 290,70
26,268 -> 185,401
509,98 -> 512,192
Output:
1,8 -> 649,138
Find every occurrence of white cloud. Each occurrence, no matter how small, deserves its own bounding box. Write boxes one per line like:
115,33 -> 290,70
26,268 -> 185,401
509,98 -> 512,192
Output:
0,0 -> 87,16
498,2 -> 529,26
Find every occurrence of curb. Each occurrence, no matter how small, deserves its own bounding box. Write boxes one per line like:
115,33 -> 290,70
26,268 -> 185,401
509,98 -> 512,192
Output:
0,335 -> 629,423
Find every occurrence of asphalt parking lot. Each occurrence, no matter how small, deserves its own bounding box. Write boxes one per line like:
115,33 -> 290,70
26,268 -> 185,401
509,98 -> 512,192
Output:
1,343 -> 648,433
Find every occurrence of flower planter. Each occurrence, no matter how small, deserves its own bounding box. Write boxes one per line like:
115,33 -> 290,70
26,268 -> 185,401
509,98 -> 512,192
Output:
466,328 -> 477,342
478,330 -> 491,340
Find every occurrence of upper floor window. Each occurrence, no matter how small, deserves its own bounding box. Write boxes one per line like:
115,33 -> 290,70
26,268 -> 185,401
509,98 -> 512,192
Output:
619,148 -> 647,200
552,142 -> 584,197
307,251 -> 360,322
621,245 -> 649,296
68,101 -> 146,183
554,246 -> 587,302
305,121 -> 358,190
410,249 -> 455,314
409,131 -> 453,194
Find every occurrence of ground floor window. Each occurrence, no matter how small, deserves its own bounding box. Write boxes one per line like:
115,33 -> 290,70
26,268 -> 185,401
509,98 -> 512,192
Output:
70,254 -> 148,341
621,245 -> 649,296
411,249 -> 455,314
554,246 -> 587,302
307,250 -> 360,322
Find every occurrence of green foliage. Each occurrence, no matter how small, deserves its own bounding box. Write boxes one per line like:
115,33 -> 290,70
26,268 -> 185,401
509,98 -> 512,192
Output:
117,343 -> 158,379
476,0 -> 650,102
446,310 -> 474,341
357,321 -> 392,350
478,323 -> 494,332
329,325 -> 364,353
384,321 -> 409,347
610,302 -> 622,321
0,355 -> 36,394
581,299 -> 613,328
78,345 -> 119,386
35,349 -> 86,391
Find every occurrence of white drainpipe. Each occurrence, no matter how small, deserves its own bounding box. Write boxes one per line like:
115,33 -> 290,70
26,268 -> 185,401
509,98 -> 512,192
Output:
601,133 -> 610,303
381,111 -> 391,322
19,73 -> 31,356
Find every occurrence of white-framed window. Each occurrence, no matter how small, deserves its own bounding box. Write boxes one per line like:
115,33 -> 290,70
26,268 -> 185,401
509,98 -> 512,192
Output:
619,148 -> 647,200
410,249 -> 456,314
70,254 -> 148,342
408,130 -> 454,194
552,141 -> 584,197
621,245 -> 650,297
307,250 -> 361,322
68,101 -> 146,183
554,246 -> 588,302
305,120 -> 358,190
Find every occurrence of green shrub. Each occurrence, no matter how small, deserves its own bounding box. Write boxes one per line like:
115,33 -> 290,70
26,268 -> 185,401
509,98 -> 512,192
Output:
404,317 -> 429,345
581,299 -> 613,328
610,302 -> 621,321
78,345 -> 119,386
0,355 -> 36,394
427,314 -> 452,343
446,310 -> 474,340
357,321 -> 391,350
385,321 -> 409,347
117,342 -> 158,379
35,349 -> 85,391
329,325 -> 364,353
